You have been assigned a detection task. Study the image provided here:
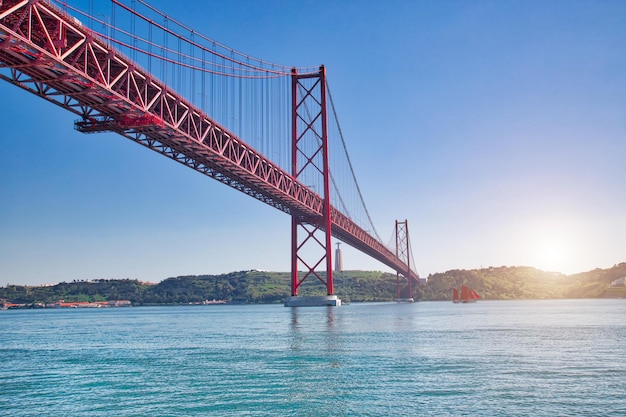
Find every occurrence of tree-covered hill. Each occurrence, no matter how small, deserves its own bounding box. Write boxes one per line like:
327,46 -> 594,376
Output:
1,263 -> 625,306
420,263 -> 626,300
0,270 -> 400,305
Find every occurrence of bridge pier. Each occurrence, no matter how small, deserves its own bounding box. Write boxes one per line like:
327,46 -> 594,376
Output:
284,295 -> 341,307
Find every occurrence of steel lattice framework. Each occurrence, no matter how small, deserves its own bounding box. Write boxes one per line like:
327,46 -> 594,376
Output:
0,0 -> 420,284
291,67 -> 334,296
395,220 -> 417,300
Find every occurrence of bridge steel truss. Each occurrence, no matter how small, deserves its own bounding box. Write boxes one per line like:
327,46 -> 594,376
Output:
0,0 -> 420,285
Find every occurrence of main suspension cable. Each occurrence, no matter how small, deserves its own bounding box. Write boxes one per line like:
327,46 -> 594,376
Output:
327,81 -> 382,243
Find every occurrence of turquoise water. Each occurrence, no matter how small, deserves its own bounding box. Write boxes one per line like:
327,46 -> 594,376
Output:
1,299 -> 624,416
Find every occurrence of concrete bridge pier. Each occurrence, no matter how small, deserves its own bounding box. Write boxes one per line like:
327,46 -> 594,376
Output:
284,295 -> 342,307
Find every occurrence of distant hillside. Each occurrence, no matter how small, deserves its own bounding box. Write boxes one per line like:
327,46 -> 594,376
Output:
0,270 -> 400,305
421,263 -> 626,300
2,263 -> 625,306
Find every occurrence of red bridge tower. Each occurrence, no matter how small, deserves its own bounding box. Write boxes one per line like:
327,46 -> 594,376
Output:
285,66 -> 340,307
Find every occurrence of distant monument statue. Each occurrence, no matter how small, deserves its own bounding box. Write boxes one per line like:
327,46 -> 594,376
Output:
335,242 -> 343,272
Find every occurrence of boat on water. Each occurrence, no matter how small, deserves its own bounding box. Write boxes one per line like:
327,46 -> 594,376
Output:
453,284 -> 480,303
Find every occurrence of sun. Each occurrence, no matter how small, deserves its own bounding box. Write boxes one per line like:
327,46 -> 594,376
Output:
535,238 -> 571,273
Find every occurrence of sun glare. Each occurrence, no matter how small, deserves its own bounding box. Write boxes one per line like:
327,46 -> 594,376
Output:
535,238 -> 571,273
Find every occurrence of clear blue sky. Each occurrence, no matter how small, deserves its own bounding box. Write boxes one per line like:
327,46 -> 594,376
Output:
1,0 -> 625,286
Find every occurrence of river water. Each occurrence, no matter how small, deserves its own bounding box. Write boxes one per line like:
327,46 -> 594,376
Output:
1,299 -> 624,416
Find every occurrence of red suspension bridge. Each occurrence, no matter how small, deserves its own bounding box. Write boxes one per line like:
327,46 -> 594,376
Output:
0,0 -> 420,305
